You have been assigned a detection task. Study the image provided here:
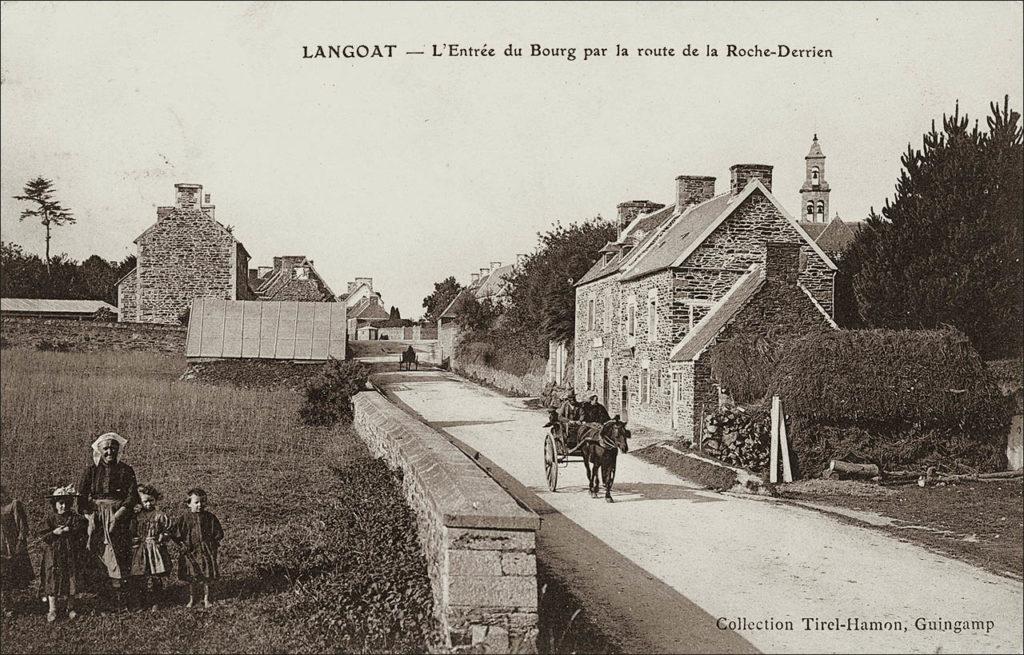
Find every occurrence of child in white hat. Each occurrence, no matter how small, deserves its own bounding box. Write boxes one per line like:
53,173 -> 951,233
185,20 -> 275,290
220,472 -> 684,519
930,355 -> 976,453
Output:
38,484 -> 87,622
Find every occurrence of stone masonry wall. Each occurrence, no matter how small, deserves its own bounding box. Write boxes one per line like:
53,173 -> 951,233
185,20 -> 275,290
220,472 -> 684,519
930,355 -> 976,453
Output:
135,207 -> 237,324
456,361 -> 547,397
1,316 -> 186,354
118,270 -> 139,322
682,192 -> 834,314
352,391 -> 539,652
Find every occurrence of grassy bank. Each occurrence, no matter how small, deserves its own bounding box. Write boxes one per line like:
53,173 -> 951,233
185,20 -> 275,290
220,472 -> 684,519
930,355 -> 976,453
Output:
0,350 -> 440,653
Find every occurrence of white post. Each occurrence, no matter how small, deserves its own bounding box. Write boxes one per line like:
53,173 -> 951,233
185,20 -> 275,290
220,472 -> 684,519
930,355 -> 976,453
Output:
779,400 -> 793,483
770,395 -> 780,483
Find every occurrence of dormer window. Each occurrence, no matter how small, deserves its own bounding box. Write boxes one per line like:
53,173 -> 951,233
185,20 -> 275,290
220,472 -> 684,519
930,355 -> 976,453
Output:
811,166 -> 820,186
293,267 -> 308,280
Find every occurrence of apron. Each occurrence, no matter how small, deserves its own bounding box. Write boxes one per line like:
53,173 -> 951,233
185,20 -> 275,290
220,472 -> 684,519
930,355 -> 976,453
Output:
88,499 -> 128,579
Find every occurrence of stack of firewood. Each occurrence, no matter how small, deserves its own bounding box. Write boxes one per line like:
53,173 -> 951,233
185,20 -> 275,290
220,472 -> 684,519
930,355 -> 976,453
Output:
703,407 -> 770,471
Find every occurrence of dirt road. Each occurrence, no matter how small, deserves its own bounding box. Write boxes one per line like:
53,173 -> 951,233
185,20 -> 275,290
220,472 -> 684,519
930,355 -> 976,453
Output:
377,369 -> 1024,654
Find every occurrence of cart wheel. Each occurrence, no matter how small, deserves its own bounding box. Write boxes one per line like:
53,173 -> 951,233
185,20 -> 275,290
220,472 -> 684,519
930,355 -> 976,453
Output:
544,433 -> 558,491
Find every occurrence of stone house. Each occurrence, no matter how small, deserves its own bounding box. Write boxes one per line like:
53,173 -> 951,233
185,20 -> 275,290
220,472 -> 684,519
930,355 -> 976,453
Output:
573,163 -> 837,440
347,294 -> 390,339
117,183 -> 256,324
338,277 -> 376,308
250,256 -> 336,302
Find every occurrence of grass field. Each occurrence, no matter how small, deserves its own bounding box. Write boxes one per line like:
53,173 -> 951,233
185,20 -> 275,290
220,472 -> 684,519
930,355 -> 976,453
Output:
0,350 -> 440,653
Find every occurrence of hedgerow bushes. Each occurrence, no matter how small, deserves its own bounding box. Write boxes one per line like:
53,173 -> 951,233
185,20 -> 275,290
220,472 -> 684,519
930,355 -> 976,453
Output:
710,327 -> 1012,477
300,358 -> 370,426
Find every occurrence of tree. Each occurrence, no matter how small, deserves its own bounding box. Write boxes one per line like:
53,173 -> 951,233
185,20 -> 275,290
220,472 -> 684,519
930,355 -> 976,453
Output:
422,276 -> 463,324
388,305 -> 402,321
837,96 -> 1023,358
453,295 -> 502,334
13,177 -> 75,278
500,217 -> 618,356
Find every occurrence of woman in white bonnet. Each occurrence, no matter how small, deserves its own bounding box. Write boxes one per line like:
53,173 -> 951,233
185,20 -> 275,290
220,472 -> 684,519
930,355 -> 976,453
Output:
78,432 -> 139,612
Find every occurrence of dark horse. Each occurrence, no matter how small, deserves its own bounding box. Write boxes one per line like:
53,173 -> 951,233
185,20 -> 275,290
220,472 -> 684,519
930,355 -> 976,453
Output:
399,346 -> 418,371
579,419 -> 630,502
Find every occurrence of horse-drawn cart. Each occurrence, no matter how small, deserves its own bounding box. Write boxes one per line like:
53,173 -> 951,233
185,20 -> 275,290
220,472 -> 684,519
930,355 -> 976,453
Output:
543,415 -> 589,491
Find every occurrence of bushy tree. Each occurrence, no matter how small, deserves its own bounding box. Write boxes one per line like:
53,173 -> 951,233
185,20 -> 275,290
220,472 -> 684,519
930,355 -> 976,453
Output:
421,276 -> 462,324
500,218 -> 618,357
837,97 -> 1023,358
1,241 -> 137,304
453,294 -> 502,334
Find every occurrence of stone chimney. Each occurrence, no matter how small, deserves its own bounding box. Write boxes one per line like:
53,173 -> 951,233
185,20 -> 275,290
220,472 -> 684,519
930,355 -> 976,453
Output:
730,164 -> 773,195
616,200 -> 666,233
175,183 -> 202,209
676,175 -> 716,210
479,267 -> 490,278
471,273 -> 481,284
765,242 -> 800,284
490,261 -> 502,271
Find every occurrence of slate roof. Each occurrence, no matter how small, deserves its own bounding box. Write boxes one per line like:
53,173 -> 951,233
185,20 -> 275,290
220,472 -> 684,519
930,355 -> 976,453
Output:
439,288 -> 471,320
669,266 -> 765,362
576,204 -> 676,286
1,298 -> 118,314
348,297 -> 390,320
474,264 -> 514,299
620,193 -> 734,281
256,256 -> 336,302
798,222 -> 828,240
815,217 -> 864,254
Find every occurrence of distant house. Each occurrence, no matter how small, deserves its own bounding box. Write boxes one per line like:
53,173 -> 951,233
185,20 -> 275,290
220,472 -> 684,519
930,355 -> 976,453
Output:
436,259 -> 517,365
338,277 -> 376,308
799,216 -> 865,261
0,298 -> 118,321
347,295 -> 390,339
250,256 -> 335,302
117,183 -> 256,324
574,161 -> 837,440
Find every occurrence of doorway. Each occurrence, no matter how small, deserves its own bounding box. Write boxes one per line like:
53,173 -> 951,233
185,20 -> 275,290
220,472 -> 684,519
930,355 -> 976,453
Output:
602,358 -> 610,408
620,375 -> 629,423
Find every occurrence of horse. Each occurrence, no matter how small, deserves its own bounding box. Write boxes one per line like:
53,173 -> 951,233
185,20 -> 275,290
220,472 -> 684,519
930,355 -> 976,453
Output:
579,419 -> 630,502
399,347 -> 418,371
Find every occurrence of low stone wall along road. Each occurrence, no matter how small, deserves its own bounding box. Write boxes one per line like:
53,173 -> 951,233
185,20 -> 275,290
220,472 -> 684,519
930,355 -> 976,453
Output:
376,369 -> 1024,654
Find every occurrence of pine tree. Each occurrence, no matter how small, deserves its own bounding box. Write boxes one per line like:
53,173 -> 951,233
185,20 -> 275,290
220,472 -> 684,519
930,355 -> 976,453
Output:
13,177 -> 75,278
838,97 -> 1023,358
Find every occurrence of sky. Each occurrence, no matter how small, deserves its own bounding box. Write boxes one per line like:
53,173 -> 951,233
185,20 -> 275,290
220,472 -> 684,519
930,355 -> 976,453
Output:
2,1 -> 1022,318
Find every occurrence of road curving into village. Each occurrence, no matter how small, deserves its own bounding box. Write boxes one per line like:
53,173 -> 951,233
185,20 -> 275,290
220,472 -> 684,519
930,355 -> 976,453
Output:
374,369 -> 1024,655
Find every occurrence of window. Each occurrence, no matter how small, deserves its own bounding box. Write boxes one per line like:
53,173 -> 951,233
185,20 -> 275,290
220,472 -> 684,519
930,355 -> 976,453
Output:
816,201 -> 825,221
604,289 -> 612,333
647,297 -> 657,341
586,360 -> 593,390
673,372 -> 683,401
641,368 -> 650,404
811,166 -> 820,186
627,299 -> 636,336
293,267 -> 309,280
587,298 -> 595,331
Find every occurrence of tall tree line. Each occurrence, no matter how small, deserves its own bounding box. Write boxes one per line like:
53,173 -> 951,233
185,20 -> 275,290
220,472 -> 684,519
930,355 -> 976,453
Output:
0,241 -> 135,306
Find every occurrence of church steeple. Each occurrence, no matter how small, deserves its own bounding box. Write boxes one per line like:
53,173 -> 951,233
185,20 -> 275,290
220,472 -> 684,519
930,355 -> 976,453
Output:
800,134 -> 830,223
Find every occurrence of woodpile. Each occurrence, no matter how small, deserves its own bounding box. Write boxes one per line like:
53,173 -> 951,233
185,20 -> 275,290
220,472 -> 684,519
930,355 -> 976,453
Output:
703,406 -> 770,472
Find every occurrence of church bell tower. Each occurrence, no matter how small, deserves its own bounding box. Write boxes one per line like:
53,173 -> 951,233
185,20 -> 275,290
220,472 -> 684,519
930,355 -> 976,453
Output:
800,134 -> 830,222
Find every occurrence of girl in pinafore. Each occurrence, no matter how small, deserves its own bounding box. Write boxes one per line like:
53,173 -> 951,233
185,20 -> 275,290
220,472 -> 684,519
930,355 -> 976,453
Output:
129,484 -> 171,612
170,488 -> 223,608
1,485 -> 34,617
38,485 -> 88,623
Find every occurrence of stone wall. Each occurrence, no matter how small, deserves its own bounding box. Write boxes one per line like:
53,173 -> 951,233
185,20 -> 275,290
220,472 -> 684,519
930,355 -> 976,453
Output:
352,391 -> 539,652
0,316 -> 186,353
455,361 -> 547,397
118,270 -> 139,322
438,318 -> 459,367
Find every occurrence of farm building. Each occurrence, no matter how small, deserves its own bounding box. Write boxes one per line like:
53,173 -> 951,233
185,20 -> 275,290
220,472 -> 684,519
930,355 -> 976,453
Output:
117,183 -> 256,324
249,256 -> 336,302
573,155 -> 837,440
347,294 -> 390,339
0,298 -> 118,321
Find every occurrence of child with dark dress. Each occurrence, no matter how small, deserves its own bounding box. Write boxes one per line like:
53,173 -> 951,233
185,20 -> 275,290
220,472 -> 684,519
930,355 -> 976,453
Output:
1,485 -> 34,617
129,484 -> 171,612
170,488 -> 223,608
38,485 -> 87,623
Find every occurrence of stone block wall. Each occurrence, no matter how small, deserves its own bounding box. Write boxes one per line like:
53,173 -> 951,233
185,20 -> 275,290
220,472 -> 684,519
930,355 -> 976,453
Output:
352,391 -> 539,652
0,316 -> 187,353
118,270 -> 139,322
135,206 -> 237,324
455,361 -> 547,397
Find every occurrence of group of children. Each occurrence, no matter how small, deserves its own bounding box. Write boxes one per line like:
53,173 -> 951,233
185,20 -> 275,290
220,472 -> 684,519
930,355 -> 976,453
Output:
1,477 -> 224,622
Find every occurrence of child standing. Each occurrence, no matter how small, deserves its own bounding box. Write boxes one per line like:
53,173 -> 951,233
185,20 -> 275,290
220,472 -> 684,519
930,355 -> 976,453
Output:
170,488 -> 223,608
1,485 -> 34,617
129,484 -> 171,612
38,485 -> 87,623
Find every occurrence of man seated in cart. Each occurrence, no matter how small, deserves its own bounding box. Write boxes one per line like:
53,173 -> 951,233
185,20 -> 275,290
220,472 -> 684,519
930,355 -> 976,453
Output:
581,394 -> 611,425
